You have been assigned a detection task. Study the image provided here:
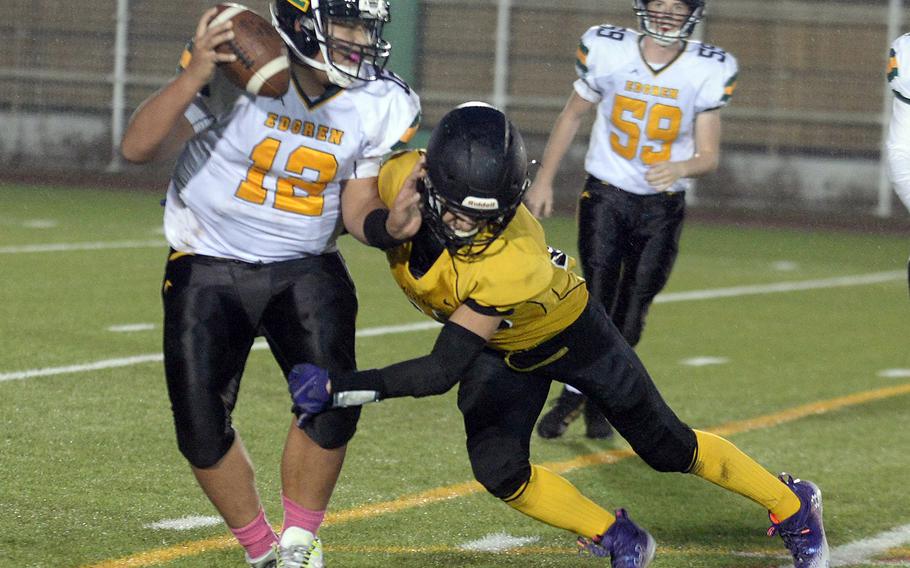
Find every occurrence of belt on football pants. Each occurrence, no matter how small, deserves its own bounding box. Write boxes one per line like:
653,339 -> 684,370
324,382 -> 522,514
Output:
167,248 -> 317,265
502,306 -> 589,373
588,175 -> 681,198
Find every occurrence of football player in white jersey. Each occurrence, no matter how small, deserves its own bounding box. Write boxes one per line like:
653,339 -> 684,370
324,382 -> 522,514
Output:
120,1 -> 420,566
886,33 -> 910,294
526,0 -> 738,441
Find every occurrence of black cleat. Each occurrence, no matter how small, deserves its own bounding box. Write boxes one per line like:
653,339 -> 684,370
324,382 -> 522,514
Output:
537,389 -> 585,439
584,402 -> 613,439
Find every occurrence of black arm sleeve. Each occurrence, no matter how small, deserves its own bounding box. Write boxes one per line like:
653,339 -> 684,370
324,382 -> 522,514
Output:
331,320 -> 487,399
363,208 -> 406,250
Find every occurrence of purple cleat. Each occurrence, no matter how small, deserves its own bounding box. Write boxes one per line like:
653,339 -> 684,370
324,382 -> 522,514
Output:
577,509 -> 656,567
768,473 -> 830,568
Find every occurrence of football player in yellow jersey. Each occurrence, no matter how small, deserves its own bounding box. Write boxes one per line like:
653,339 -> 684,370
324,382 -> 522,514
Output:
288,104 -> 829,568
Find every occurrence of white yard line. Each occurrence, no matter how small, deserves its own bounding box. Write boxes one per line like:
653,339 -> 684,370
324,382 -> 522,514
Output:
655,271 -> 903,303
458,533 -> 540,552
354,321 -> 441,336
107,323 -> 156,333
0,354 -> 165,382
0,239 -> 164,254
0,325 -> 440,383
829,523 -> 910,567
879,369 -> 910,378
773,523 -> 910,568
143,516 -> 222,531
0,271 -> 902,384
680,356 -> 730,367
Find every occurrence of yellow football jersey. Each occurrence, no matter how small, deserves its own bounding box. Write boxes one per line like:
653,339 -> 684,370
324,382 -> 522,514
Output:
378,150 -> 589,352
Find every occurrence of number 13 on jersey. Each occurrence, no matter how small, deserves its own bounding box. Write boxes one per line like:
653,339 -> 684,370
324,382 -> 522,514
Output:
610,95 -> 682,164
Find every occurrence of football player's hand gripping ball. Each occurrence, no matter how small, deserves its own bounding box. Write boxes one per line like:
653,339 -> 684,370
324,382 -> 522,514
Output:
288,363 -> 332,427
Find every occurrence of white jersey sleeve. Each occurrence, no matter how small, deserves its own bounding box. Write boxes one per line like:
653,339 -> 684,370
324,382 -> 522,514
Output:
692,44 -> 738,112
573,25 -> 618,103
886,34 -> 910,212
888,34 -> 910,100
351,71 -> 421,178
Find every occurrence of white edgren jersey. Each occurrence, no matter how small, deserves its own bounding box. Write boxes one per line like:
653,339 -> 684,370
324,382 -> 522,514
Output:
888,33 -> 910,100
163,62 -> 421,263
574,25 -> 737,195
886,33 -> 910,211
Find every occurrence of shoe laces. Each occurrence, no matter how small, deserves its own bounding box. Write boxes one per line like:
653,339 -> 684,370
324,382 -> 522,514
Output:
767,516 -> 813,558
278,544 -> 313,568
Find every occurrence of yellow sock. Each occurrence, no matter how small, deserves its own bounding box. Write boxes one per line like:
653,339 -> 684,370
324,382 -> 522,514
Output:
503,464 -> 614,538
690,430 -> 801,521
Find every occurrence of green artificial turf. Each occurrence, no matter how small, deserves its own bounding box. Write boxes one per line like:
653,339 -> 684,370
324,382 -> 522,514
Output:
2,183 -> 909,567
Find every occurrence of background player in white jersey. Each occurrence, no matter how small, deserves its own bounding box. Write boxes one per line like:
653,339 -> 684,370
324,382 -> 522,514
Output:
120,1 -> 420,566
886,33 -> 910,295
525,0 -> 737,440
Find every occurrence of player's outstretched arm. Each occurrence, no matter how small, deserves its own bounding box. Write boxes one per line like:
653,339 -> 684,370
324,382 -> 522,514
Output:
288,305 -> 502,424
120,7 -> 236,164
525,92 -> 594,218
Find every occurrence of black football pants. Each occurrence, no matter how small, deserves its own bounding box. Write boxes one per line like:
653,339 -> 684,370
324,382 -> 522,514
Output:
577,176 -> 685,346
462,301 -> 696,499
162,251 -> 360,468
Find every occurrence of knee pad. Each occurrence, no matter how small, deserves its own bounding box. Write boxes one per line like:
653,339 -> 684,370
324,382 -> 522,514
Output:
177,427 -> 235,469
468,438 -> 532,499
631,426 -> 696,473
474,460 -> 531,500
302,405 -> 361,449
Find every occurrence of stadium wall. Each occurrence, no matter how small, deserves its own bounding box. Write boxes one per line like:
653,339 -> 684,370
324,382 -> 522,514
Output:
0,0 -> 907,220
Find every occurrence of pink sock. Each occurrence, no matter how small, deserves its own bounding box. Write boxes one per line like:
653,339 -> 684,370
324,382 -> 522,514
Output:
282,493 -> 326,535
230,508 -> 278,560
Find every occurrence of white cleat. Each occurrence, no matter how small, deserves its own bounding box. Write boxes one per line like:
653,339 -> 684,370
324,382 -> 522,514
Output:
246,547 -> 277,568
277,526 -> 324,568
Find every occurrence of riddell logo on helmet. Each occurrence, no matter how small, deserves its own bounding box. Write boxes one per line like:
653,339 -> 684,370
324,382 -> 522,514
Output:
462,196 -> 499,210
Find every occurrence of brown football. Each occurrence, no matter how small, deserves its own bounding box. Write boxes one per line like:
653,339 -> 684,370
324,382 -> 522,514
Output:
210,3 -> 290,98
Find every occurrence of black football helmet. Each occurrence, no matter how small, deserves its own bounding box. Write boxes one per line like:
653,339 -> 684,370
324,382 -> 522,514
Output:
633,0 -> 704,46
421,102 -> 530,257
270,0 -> 390,87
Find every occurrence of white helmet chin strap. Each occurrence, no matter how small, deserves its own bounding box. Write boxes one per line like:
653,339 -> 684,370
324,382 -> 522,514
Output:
646,29 -> 682,46
299,49 -> 357,88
